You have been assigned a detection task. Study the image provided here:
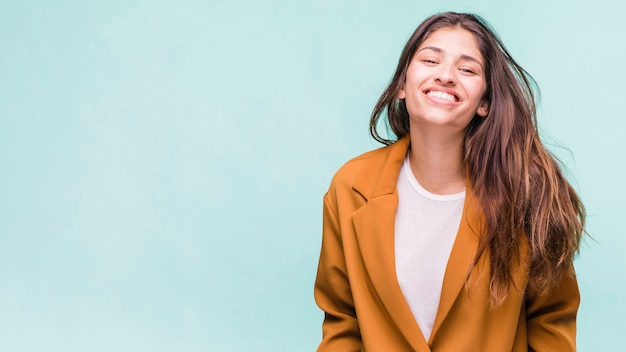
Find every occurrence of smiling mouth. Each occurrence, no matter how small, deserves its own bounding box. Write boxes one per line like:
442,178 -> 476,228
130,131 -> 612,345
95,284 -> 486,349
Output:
425,90 -> 459,102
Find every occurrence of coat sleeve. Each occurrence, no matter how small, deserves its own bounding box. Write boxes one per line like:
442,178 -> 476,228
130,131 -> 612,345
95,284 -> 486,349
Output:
525,270 -> 580,352
314,193 -> 362,351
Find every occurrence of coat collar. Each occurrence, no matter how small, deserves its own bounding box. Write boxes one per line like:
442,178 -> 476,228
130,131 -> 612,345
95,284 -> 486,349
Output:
350,135 -> 483,349
352,136 -> 410,200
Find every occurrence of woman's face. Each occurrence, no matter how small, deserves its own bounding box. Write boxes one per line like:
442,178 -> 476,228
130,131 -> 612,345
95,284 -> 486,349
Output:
399,27 -> 489,134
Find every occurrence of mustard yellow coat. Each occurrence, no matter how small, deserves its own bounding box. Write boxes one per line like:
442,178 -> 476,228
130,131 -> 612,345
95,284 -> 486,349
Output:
314,136 -> 579,351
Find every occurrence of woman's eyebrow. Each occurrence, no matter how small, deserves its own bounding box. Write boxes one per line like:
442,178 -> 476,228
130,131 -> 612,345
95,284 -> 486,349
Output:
417,46 -> 483,68
418,46 -> 443,54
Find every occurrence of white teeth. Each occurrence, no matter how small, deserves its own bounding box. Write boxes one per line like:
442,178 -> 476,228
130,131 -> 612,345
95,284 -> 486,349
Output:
427,90 -> 456,102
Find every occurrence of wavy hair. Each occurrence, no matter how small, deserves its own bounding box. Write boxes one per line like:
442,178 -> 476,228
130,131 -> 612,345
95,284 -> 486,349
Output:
370,12 -> 585,305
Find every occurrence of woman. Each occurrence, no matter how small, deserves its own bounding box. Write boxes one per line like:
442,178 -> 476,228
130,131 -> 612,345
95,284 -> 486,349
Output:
314,12 -> 585,351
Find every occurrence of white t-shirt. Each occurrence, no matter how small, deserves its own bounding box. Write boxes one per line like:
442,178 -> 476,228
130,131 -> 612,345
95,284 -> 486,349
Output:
394,156 -> 465,342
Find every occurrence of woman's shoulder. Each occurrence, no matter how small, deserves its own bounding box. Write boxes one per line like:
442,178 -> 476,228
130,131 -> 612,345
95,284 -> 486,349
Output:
336,148 -> 383,176
330,146 -> 387,183
327,138 -> 408,195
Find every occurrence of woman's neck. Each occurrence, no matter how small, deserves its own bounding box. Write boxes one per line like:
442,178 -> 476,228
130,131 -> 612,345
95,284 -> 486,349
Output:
408,128 -> 466,195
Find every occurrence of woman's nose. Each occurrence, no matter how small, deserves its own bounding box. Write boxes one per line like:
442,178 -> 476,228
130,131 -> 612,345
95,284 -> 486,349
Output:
434,63 -> 457,85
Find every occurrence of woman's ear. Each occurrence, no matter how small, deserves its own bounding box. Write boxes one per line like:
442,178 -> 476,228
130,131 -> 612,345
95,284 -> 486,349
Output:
398,87 -> 406,99
477,100 -> 489,117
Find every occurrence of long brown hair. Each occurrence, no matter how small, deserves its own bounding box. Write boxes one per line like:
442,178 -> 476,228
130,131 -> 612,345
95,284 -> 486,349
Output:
370,12 -> 585,304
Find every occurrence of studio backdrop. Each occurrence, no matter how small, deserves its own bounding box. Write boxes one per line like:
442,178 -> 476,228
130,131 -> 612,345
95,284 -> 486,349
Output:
0,0 -> 624,351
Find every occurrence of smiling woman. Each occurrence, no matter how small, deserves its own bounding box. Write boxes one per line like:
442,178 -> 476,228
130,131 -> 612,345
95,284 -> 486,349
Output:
314,12 -> 585,351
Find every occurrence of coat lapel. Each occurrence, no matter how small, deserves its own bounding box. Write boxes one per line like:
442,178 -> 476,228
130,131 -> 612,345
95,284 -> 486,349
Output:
351,137 -> 431,351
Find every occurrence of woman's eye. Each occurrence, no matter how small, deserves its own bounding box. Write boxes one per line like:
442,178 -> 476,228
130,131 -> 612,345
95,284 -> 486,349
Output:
421,59 -> 437,64
460,68 -> 476,74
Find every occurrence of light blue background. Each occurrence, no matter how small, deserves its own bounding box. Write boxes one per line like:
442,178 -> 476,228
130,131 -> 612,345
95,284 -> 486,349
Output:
1,0 -> 623,351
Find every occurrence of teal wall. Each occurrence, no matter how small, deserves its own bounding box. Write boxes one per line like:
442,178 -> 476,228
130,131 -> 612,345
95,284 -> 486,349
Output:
1,0 -> 623,350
